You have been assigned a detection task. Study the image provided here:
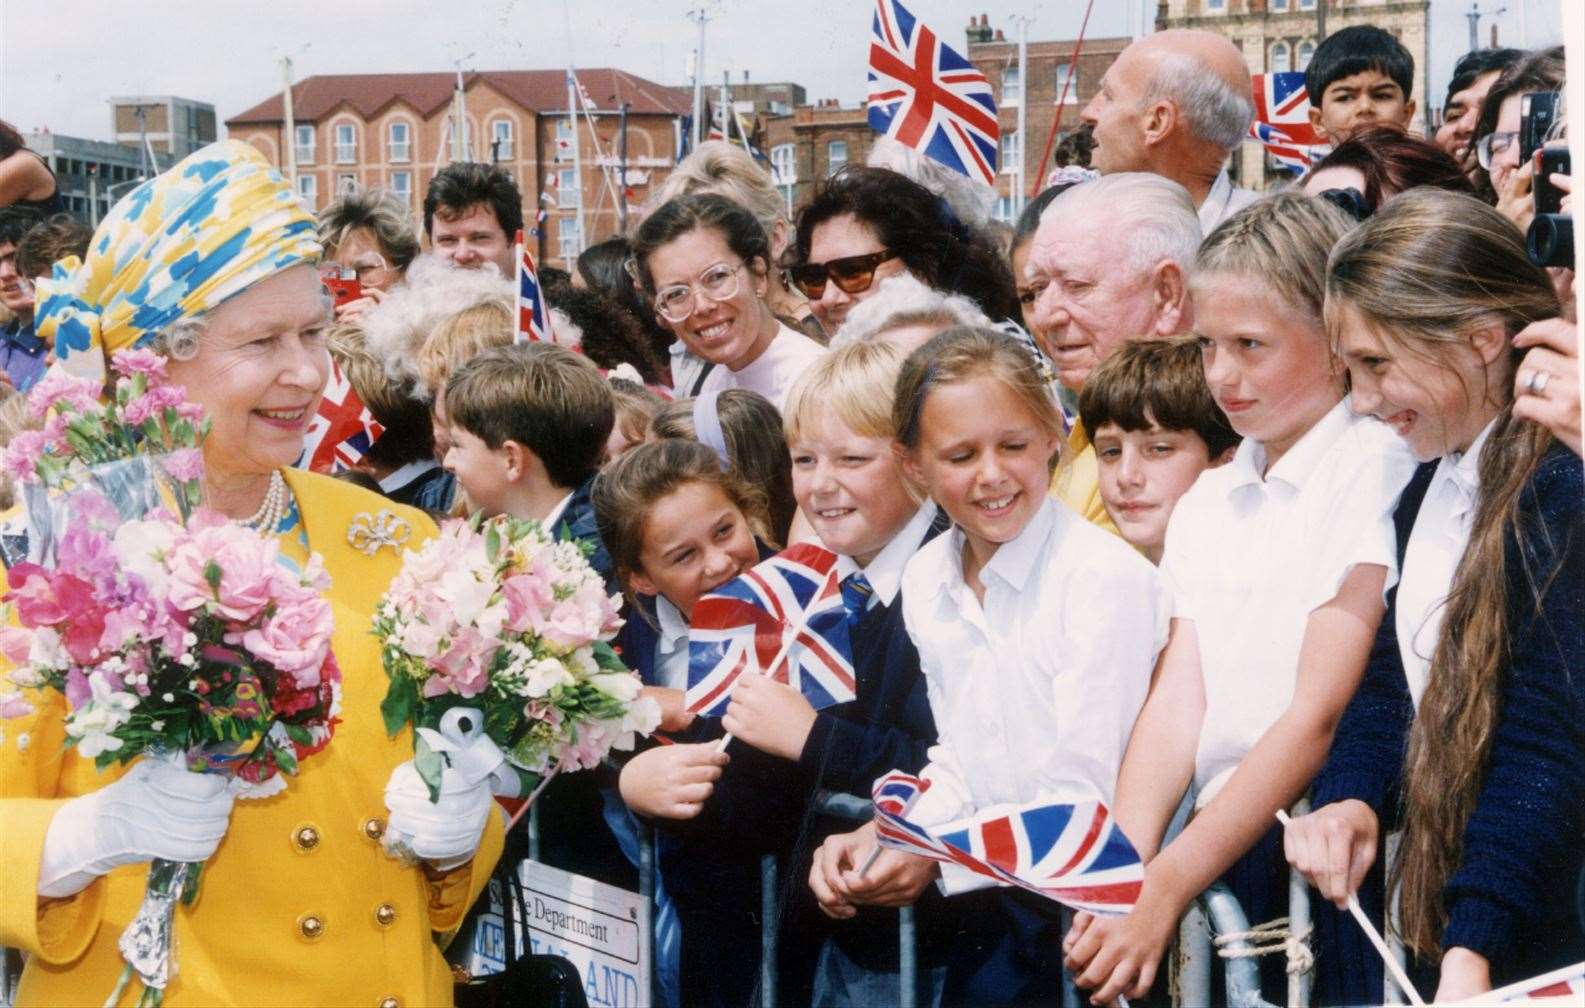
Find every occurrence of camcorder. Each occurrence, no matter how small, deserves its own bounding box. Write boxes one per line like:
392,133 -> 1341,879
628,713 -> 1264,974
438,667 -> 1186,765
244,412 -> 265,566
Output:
1521,91 -> 1572,271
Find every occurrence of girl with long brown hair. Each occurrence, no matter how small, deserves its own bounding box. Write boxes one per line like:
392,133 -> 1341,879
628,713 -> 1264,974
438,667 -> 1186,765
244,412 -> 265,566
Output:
1284,188 -> 1582,1001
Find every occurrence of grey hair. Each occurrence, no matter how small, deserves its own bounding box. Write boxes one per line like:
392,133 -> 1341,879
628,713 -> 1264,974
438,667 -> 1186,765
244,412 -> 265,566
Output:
1043,173 -> 1203,278
316,187 -> 422,271
151,315 -> 206,361
359,252 -> 514,390
1143,52 -> 1255,152
831,272 -> 991,347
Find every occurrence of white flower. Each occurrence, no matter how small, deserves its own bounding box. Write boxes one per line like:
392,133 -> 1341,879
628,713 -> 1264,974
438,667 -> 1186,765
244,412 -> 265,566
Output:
9,664 -> 46,688
524,658 -> 573,698
436,567 -> 496,627
26,629 -> 67,672
66,671 -> 139,759
113,519 -> 176,592
590,670 -> 641,704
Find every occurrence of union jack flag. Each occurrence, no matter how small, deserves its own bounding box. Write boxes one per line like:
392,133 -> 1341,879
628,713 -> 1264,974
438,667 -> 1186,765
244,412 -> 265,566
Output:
514,230 -> 553,344
869,771 -> 1143,916
298,358 -> 385,474
1484,961 -> 1585,1003
937,798 -> 1144,915
687,543 -> 856,717
867,0 -> 999,187
1250,72 -> 1328,174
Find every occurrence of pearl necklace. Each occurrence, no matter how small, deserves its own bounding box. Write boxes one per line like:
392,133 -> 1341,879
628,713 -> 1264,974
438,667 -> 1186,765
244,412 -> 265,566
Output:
238,470 -> 290,533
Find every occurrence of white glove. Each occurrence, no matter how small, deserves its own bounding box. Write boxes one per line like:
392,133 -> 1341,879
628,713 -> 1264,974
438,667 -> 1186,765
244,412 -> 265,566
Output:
383,760 -> 493,871
38,759 -> 235,898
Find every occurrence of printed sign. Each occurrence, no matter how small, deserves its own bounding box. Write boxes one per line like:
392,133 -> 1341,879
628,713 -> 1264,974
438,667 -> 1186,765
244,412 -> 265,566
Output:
463,860 -> 651,1008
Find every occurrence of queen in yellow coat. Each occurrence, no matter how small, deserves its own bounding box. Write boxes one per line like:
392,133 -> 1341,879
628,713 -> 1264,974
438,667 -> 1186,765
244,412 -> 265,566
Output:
0,140 -> 503,1006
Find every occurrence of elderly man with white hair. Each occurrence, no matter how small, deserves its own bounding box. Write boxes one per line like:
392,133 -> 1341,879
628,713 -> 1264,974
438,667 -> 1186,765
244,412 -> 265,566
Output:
1025,171 -> 1203,532
1081,29 -> 1259,232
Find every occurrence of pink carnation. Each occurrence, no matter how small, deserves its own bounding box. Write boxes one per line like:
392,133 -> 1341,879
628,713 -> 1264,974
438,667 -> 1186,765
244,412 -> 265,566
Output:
2,430 -> 49,483
110,348 -> 168,379
163,448 -> 205,483
25,372 -> 102,420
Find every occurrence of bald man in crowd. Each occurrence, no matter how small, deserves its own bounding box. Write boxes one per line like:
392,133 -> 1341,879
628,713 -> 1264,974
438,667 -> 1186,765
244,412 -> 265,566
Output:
1024,172 -> 1203,533
1081,29 -> 1259,232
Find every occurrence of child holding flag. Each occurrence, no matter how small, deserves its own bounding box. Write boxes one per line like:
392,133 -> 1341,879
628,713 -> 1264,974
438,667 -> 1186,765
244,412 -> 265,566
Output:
1064,194 -> 1418,1006
1286,190 -> 1581,1001
811,327 -> 1171,1004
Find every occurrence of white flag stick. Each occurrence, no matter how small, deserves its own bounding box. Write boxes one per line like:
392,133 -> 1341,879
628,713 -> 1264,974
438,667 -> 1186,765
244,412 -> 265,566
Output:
715,566 -> 839,753
1275,810 -> 1425,1006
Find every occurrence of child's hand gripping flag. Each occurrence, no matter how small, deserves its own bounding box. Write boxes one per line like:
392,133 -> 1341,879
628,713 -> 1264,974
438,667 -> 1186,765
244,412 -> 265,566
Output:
686,542 -> 857,719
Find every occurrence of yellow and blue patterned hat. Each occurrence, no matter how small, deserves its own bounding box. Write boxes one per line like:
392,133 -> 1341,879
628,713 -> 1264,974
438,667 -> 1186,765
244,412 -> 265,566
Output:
35,139 -> 321,383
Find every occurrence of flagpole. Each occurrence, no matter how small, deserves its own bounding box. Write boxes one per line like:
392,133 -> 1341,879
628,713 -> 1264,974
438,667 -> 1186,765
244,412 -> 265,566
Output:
715,565 -> 840,753
1029,0 -> 1095,199
688,8 -> 709,150
566,67 -> 585,262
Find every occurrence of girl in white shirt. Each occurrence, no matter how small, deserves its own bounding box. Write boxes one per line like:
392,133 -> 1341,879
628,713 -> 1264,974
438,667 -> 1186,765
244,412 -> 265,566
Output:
1286,191 -> 1576,1001
1065,194 -> 1418,1006
813,327 -> 1171,1005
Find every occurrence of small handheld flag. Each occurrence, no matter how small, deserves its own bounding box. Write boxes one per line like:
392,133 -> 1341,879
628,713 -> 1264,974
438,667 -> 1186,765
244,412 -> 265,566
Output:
299,358 -> 385,474
1249,72 -> 1328,174
687,543 -> 856,719
867,0 -> 1000,186
870,771 -> 1144,916
1478,961 -> 1585,1003
514,229 -> 553,344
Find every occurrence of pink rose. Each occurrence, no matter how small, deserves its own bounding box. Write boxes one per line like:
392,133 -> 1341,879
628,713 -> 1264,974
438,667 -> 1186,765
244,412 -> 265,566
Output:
431,626 -> 491,698
165,520 -> 280,622
240,590 -> 333,685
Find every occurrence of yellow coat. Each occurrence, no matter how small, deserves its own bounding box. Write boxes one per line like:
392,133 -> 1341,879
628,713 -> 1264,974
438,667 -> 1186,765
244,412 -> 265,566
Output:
1050,421 -> 1121,537
0,469 -> 504,1007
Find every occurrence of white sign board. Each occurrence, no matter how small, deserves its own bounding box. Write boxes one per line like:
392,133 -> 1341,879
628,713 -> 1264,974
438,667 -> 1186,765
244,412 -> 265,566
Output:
462,860 -> 651,1008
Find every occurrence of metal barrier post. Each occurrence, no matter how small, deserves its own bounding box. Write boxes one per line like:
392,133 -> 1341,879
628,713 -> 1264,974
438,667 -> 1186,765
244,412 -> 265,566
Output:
897,905 -> 918,1008
1383,830 -> 1408,1005
1176,899 -> 1214,1007
527,800 -> 540,863
639,828 -> 657,1008
1286,858 -> 1313,1007
760,852 -> 778,1008
1201,883 -> 1278,1008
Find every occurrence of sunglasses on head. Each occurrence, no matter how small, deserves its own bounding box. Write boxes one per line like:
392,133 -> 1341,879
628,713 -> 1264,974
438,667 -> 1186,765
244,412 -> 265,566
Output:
784,249 -> 897,299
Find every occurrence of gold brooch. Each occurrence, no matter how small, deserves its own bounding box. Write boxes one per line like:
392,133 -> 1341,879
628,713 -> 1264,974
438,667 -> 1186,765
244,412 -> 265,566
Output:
347,510 -> 412,556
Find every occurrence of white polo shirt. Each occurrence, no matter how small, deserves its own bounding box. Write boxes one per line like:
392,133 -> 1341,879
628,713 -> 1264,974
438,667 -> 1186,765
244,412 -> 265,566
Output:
900,497 -> 1172,893
1161,399 -> 1417,794
1395,417 -> 1496,709
697,322 -> 828,411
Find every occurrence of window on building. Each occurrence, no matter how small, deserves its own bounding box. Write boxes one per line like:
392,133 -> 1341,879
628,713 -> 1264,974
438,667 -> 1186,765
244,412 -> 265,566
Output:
770,143 -> 797,212
555,119 -> 573,161
1206,0 -> 1226,10
337,173 -> 358,196
558,167 -> 580,208
1002,65 -> 1022,107
1272,0 -> 1289,10
390,170 -> 412,204
826,140 -> 848,177
490,120 -> 514,161
558,215 -> 584,262
1001,130 -> 1021,175
296,174 -> 316,208
1054,63 -> 1077,104
1299,0 -> 1317,9
295,124 -> 315,165
1297,40 -> 1316,70
334,123 -> 356,164
388,122 -> 411,163
992,195 -> 1016,224
1271,41 -> 1292,75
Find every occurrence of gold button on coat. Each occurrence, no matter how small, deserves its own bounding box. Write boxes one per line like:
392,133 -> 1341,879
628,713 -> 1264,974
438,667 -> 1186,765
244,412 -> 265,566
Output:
374,903 -> 396,927
361,817 -> 385,841
297,913 -> 325,940
379,998 -> 399,1008
292,825 -> 320,852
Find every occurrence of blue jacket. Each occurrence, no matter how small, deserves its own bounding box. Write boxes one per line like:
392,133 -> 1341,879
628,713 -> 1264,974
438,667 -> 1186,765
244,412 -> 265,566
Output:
1315,444 -> 1585,981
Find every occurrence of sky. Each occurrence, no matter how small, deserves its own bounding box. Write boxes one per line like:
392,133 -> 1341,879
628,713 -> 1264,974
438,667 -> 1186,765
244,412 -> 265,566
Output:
0,0 -> 1564,141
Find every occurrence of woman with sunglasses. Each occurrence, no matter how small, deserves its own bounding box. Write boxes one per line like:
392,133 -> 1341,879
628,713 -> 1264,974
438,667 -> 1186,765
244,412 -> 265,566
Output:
632,192 -> 827,406
788,166 -> 1019,334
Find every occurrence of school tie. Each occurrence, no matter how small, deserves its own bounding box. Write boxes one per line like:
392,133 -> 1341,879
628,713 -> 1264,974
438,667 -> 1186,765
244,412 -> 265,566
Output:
841,571 -> 874,626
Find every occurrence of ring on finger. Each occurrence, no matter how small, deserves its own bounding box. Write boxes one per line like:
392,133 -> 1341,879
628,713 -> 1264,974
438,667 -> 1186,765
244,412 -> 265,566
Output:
1524,369 -> 1552,396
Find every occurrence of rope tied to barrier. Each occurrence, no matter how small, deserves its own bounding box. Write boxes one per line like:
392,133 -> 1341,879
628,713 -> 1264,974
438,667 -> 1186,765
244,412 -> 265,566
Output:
1212,916 -> 1315,975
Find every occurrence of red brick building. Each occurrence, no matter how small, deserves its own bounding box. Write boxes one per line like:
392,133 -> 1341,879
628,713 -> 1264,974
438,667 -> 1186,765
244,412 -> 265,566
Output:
226,69 -> 689,267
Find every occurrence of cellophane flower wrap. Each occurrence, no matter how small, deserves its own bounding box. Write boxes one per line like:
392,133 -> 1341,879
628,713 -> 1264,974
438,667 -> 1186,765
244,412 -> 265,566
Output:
0,350 -> 340,1007
375,512 -> 658,806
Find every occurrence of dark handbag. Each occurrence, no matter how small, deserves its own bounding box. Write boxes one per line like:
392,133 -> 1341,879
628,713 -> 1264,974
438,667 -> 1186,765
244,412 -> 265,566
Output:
451,831 -> 590,1008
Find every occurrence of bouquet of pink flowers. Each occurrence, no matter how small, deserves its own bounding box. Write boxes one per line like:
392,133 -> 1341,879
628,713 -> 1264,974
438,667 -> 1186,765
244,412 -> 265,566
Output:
375,513 -> 657,822
0,350 -> 339,1007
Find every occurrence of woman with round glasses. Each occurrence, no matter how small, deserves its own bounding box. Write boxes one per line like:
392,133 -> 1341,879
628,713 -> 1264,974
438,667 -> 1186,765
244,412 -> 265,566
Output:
632,193 -> 826,408
316,188 -> 421,320
1468,46 -> 1563,217
787,166 -> 1019,333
